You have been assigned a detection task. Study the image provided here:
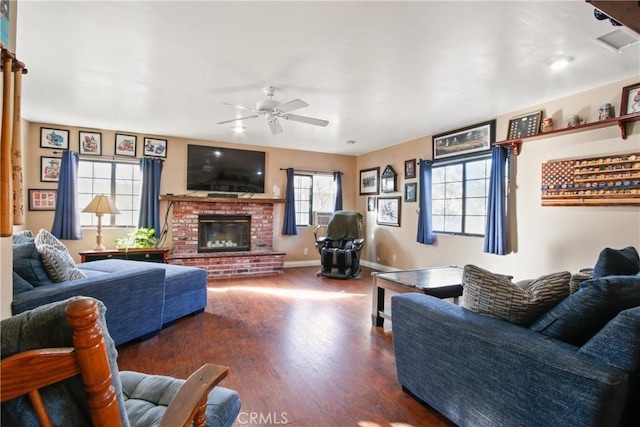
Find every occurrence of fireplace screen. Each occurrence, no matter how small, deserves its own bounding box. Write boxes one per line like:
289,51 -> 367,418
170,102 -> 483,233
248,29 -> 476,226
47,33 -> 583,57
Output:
198,215 -> 251,253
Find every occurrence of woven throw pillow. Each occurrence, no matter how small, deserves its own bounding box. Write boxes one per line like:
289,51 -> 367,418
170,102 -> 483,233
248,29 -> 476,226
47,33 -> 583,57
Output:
34,229 -> 86,283
593,246 -> 640,278
462,264 -> 570,326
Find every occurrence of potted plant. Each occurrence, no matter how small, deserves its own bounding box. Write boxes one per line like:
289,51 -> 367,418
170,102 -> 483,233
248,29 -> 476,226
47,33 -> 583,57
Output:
115,228 -> 158,249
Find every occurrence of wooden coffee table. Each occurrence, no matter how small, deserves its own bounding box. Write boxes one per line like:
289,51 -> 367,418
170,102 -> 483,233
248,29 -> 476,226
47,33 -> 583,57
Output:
371,266 -> 464,327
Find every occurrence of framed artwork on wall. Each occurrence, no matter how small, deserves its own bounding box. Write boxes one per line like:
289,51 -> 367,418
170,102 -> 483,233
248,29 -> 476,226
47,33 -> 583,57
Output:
433,119 -> 496,161
621,82 -> 640,115
367,196 -> 376,212
404,159 -> 416,179
359,167 -> 380,195
377,196 -> 401,227
79,131 -> 102,155
115,133 -> 137,157
28,189 -> 57,211
143,137 -> 168,158
40,127 -> 69,150
40,156 -> 62,182
404,182 -> 417,202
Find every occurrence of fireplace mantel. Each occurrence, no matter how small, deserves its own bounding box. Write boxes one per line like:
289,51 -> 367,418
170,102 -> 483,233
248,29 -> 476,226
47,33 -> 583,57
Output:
159,195 -> 284,204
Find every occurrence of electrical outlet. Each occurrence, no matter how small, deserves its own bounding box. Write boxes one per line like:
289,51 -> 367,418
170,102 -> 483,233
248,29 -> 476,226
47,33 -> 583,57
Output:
392,254 -> 397,262
304,248 -> 309,255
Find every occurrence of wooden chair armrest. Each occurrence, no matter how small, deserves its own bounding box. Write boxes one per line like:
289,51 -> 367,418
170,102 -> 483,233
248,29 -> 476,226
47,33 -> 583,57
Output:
160,363 -> 229,427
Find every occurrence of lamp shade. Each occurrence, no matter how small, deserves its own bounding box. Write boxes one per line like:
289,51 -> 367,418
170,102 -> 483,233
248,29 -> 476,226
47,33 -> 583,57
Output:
82,195 -> 120,215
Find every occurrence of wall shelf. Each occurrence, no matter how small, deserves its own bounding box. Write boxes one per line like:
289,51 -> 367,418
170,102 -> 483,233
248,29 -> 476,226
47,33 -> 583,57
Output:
495,112 -> 640,155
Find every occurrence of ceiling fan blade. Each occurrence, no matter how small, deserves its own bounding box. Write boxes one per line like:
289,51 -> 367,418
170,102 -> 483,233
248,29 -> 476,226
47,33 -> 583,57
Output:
276,99 -> 308,113
216,115 -> 259,125
282,114 -> 329,127
268,118 -> 283,135
222,102 -> 255,112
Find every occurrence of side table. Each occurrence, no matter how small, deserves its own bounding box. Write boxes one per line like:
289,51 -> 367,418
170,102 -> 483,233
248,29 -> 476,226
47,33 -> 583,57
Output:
79,248 -> 169,264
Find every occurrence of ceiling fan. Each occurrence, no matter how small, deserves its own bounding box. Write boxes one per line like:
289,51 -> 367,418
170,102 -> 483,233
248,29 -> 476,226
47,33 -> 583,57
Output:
217,86 -> 329,135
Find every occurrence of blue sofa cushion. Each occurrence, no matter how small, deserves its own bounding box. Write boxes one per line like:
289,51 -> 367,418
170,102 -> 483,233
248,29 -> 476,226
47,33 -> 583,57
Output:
530,274 -> 640,346
13,242 -> 53,287
461,264 -> 570,326
34,229 -> 87,283
593,246 -> 640,278
13,272 -> 34,295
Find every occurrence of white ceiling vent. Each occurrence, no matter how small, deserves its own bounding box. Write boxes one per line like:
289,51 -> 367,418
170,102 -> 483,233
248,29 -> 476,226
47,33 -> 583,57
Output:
592,28 -> 640,53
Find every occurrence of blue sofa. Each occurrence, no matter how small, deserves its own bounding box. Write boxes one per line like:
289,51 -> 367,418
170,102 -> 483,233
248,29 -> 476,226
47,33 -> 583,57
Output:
392,264 -> 640,427
12,234 -> 208,346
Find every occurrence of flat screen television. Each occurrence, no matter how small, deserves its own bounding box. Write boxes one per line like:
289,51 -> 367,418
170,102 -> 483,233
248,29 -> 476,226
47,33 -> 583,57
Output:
186,144 -> 266,194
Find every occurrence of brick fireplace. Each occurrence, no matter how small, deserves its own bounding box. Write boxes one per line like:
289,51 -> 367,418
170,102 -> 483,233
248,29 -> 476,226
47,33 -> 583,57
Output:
160,195 -> 285,278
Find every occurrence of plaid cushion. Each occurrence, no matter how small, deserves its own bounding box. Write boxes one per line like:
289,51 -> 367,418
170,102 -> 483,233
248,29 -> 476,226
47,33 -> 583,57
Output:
462,264 -> 570,326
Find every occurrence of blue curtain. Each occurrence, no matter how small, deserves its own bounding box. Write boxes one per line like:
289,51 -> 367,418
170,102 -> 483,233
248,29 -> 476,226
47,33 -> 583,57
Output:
138,157 -> 163,238
52,151 -> 82,240
484,146 -> 509,255
282,168 -> 297,235
333,172 -> 343,211
417,159 -> 436,245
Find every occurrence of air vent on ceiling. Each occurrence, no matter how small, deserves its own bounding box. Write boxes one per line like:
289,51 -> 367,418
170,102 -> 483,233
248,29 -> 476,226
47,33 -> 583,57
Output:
592,28 -> 640,52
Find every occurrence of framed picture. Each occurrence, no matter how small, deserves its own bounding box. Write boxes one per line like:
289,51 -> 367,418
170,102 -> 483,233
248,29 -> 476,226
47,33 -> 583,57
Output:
404,159 -> 416,179
377,196 -> 401,226
79,131 -> 102,155
621,82 -> 640,115
143,137 -> 168,158
40,156 -> 62,182
40,127 -> 69,150
507,111 -> 542,140
404,182 -> 417,203
367,196 -> 376,212
115,133 -> 137,157
28,189 -> 57,211
360,167 -> 380,195
433,119 -> 495,161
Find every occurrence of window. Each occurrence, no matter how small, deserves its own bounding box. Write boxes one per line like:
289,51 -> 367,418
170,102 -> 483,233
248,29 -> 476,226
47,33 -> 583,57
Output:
432,157 -> 491,236
293,174 -> 336,226
78,160 -> 141,227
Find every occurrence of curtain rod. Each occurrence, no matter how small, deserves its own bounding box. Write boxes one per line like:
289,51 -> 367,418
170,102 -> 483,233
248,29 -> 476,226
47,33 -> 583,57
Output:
279,168 -> 342,175
52,150 -> 147,164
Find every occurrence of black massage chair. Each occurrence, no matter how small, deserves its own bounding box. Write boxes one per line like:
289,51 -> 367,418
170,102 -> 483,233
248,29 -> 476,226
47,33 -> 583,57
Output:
314,210 -> 365,279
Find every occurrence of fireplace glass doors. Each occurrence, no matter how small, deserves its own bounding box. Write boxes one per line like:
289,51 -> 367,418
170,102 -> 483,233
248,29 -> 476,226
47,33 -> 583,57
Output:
198,215 -> 251,253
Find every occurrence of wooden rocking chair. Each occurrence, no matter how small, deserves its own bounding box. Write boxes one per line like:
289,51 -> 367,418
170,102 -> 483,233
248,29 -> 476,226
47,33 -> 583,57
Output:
1,297 -> 240,426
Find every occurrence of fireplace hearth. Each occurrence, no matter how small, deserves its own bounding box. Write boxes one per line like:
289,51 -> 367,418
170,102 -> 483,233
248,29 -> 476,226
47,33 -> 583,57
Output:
198,215 -> 250,253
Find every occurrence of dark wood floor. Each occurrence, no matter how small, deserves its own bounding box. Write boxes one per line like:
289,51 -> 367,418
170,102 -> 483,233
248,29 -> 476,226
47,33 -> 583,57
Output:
117,266 -> 454,426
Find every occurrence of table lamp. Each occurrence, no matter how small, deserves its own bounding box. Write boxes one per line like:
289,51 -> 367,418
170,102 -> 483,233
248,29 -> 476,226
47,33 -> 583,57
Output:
82,195 -> 120,250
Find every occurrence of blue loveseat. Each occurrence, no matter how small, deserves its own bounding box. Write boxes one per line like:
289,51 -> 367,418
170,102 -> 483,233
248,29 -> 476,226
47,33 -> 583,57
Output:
392,248 -> 640,427
12,232 -> 208,346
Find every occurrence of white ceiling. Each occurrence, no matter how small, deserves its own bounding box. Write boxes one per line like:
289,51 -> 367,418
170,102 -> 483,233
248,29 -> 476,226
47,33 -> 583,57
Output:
15,1 -> 640,156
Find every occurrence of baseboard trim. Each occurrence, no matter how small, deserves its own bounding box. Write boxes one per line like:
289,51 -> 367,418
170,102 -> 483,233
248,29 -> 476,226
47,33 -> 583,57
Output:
359,260 -> 399,272
284,260 -> 321,268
